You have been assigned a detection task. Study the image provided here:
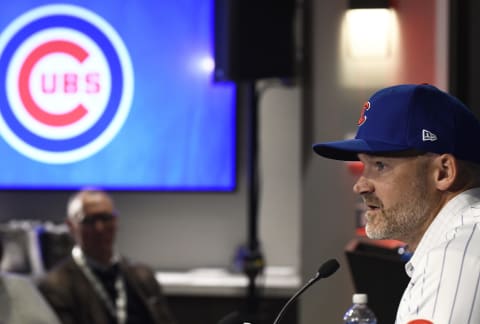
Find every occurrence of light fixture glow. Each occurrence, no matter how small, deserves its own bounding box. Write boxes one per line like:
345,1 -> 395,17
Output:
346,8 -> 393,59
339,7 -> 400,88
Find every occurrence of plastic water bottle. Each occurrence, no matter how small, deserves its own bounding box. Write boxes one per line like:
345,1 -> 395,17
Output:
343,293 -> 377,324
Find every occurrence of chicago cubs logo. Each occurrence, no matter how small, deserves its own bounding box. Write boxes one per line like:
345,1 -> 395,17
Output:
0,4 -> 134,163
357,101 -> 370,126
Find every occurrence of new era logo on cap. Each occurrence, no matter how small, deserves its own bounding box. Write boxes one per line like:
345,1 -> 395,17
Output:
422,129 -> 437,142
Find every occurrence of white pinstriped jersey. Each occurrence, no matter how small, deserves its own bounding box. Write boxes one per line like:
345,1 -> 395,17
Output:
395,188 -> 480,324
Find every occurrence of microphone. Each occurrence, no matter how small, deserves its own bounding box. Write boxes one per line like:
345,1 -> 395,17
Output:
272,258 -> 340,324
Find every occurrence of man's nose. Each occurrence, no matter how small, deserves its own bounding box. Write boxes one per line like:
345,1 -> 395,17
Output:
353,176 -> 373,194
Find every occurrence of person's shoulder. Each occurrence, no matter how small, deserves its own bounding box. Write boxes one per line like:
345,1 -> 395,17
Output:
120,258 -> 158,284
119,258 -> 167,298
120,258 -> 156,279
37,256 -> 77,286
424,232 -> 480,268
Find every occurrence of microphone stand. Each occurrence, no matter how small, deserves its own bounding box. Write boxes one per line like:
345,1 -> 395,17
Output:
244,81 -> 265,318
218,81 -> 265,324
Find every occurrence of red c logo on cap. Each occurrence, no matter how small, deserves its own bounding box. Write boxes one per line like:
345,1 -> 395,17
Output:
357,101 -> 370,126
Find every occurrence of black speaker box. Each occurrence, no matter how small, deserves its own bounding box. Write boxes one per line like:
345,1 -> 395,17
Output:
214,0 -> 296,82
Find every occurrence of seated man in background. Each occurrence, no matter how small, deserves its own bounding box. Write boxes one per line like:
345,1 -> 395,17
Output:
0,236 -> 61,324
37,189 -> 176,324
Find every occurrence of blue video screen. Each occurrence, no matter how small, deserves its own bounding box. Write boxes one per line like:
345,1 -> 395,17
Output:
0,0 -> 236,191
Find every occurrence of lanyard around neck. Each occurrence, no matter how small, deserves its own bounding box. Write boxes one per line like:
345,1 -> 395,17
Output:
72,246 -> 127,324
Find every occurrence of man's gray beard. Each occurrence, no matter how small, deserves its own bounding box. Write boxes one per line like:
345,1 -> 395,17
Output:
365,177 -> 428,242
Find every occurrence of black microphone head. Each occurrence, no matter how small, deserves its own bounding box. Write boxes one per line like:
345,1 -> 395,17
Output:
317,258 -> 340,278
272,258 -> 340,324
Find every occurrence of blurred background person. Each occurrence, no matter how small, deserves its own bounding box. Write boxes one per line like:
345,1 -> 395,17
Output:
37,189 -> 176,324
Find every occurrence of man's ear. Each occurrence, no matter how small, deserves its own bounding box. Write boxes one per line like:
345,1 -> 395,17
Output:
434,154 -> 457,191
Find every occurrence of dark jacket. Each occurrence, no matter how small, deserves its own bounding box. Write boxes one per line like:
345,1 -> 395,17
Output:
37,256 -> 175,324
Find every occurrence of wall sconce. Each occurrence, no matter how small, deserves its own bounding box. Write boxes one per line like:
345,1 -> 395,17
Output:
346,0 -> 394,59
349,0 -> 390,9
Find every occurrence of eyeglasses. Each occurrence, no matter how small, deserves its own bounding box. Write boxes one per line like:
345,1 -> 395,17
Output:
80,212 -> 116,226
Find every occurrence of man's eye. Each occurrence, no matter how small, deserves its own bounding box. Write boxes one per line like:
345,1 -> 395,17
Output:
374,161 -> 386,171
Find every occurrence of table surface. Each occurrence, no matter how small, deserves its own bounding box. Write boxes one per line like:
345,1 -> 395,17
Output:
156,266 -> 300,297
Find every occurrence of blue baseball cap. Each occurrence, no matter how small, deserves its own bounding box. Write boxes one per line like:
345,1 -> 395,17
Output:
313,84 -> 480,163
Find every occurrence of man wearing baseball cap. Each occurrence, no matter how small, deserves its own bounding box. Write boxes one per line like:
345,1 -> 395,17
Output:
313,84 -> 480,324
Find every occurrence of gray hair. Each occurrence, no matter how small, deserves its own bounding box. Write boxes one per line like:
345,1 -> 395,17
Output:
66,188 -> 108,221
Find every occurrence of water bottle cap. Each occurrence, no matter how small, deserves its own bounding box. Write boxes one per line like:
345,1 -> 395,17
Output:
353,293 -> 368,304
